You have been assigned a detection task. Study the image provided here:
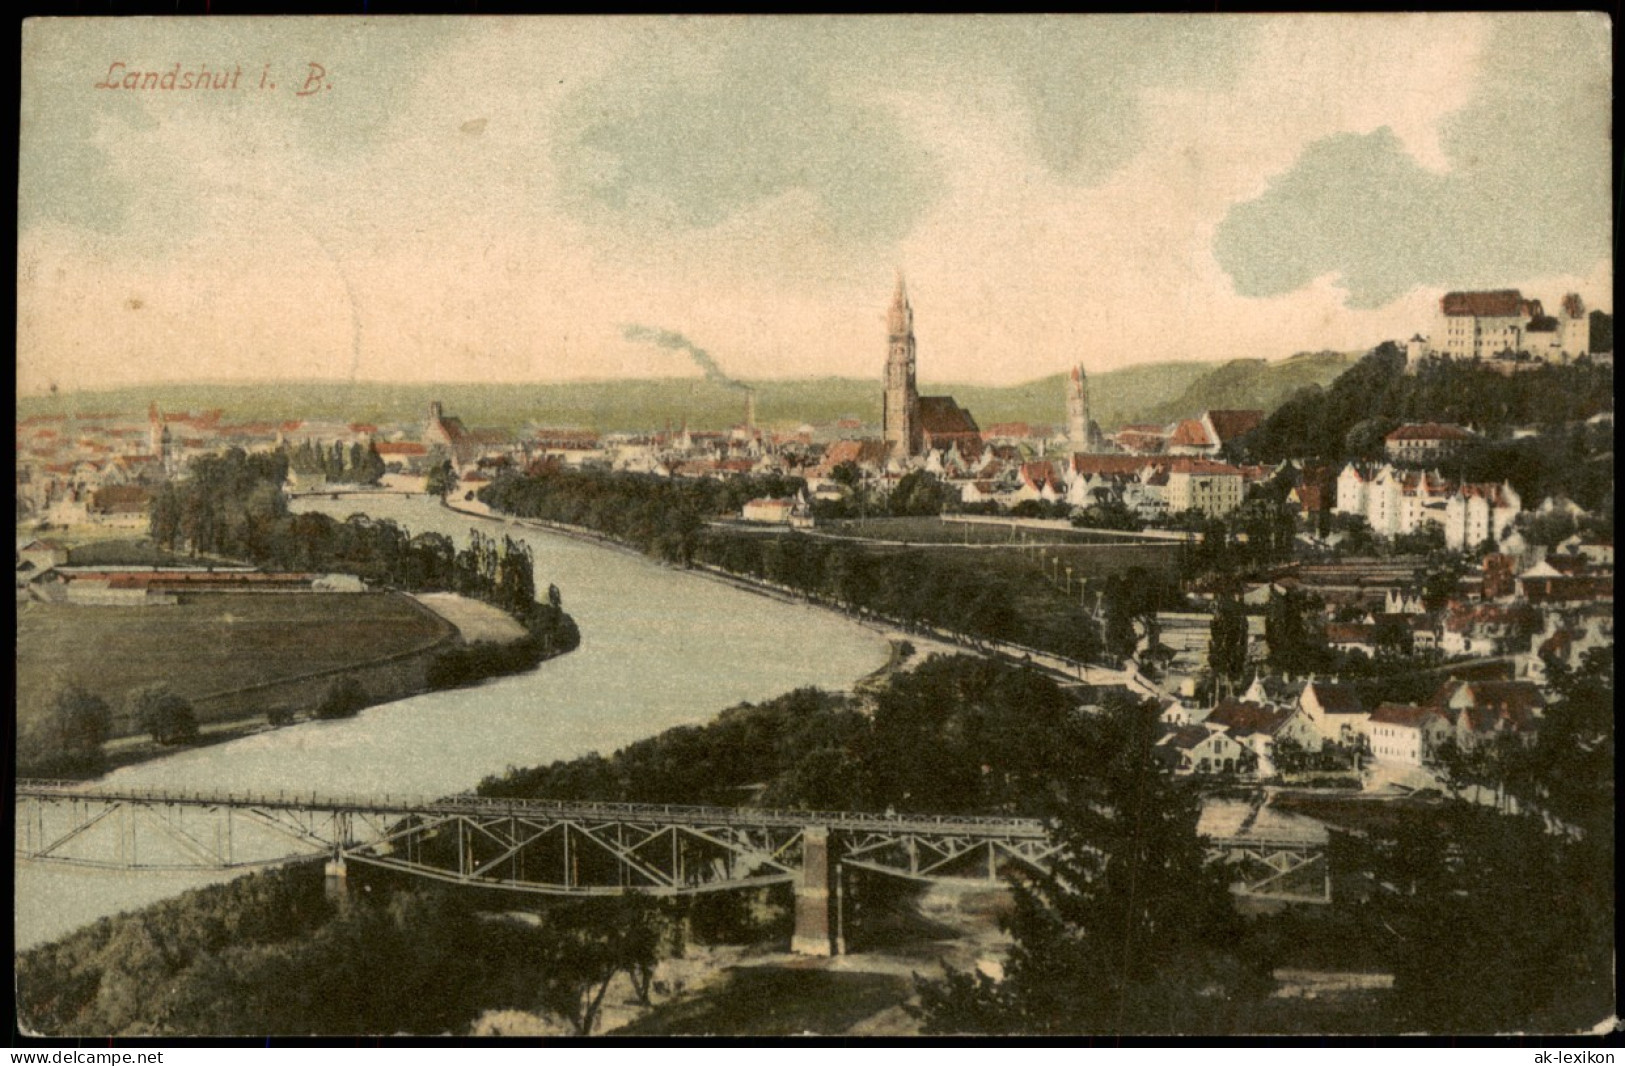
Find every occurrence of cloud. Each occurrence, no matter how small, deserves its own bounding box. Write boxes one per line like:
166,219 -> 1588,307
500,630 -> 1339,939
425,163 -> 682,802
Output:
19,18 -> 466,246
548,25 -> 940,249
1212,12 -> 1611,308
547,17 -> 1255,252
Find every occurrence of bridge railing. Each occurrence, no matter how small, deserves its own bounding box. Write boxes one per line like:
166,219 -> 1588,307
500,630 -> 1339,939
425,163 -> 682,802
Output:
14,780 -> 1051,838
16,781 -> 1325,848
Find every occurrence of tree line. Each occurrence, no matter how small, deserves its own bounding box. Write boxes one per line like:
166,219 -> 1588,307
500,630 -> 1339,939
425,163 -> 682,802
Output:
15,862 -> 686,1036
17,448 -> 581,776
147,446 -> 575,655
285,438 -> 387,486
479,464 -> 1106,662
1234,344 -> 1613,512
479,654 -> 1083,816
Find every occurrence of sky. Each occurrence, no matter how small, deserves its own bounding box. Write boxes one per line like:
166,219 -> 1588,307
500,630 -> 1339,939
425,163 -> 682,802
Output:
16,13 -> 1614,396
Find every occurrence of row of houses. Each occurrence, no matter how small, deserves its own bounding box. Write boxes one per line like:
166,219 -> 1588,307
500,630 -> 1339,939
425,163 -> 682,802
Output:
1334,462 -> 1522,549
1155,676 -> 1546,777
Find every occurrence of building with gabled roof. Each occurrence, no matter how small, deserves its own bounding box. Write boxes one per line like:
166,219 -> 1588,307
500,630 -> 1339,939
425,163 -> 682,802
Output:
1162,458 -> 1245,517
1154,724 -> 1246,776
1165,418 -> 1215,456
1297,681 -> 1368,746
1200,409 -> 1263,450
1385,422 -> 1476,463
1365,703 -> 1452,767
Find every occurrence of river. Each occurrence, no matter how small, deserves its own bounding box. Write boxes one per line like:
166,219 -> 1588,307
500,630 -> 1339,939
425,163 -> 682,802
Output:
14,495 -> 890,951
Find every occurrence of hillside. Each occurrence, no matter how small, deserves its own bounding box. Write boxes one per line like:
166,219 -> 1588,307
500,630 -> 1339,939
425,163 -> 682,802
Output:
14,351 -> 1362,434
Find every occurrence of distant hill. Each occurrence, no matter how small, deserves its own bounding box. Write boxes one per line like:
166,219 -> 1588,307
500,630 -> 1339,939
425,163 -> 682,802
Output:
14,351 -> 1363,434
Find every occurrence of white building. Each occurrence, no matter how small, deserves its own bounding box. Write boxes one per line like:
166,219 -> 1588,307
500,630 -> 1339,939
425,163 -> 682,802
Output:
1440,482 -> 1521,551
1163,459 -> 1244,518
1429,290 -> 1590,363
1363,703 -> 1452,768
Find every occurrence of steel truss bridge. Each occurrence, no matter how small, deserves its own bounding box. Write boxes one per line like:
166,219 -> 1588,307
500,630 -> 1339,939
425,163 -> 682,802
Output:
15,781 -> 1328,953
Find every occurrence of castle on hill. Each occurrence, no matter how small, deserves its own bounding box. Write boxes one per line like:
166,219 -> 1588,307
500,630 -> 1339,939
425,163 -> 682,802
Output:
1407,289 -> 1592,370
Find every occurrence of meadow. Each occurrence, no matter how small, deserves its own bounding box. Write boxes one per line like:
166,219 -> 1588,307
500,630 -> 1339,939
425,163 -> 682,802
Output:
15,591 -> 448,737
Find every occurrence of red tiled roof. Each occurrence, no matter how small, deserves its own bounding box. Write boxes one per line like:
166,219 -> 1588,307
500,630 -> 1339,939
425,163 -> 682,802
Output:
375,442 -> 428,456
1304,682 -> 1364,715
1369,703 -> 1445,728
820,438 -> 889,471
984,422 -> 1052,439
1159,725 -> 1220,751
1204,410 -> 1263,444
1067,455 -> 1152,477
1206,700 -> 1290,737
1166,458 -> 1243,477
90,485 -> 152,514
1167,419 -> 1213,448
1386,422 -> 1475,443
1432,679 -> 1545,716
917,396 -> 981,438
1440,290 -> 1527,317
1020,461 -> 1064,491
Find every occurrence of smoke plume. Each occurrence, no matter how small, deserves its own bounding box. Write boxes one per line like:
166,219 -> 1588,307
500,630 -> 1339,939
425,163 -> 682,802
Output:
623,324 -> 749,392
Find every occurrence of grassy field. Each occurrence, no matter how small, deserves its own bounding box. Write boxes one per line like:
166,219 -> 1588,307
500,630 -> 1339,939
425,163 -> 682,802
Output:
611,968 -> 914,1036
916,541 -> 1181,642
16,591 -> 447,736
62,538 -> 242,568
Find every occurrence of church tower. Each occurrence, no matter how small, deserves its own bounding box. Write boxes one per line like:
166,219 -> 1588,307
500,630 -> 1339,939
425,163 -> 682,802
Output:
883,274 -> 919,458
1066,363 -> 1090,451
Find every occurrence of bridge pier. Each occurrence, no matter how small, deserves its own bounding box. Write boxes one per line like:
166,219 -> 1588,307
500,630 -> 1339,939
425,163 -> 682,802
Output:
791,827 -> 844,957
324,855 -> 349,903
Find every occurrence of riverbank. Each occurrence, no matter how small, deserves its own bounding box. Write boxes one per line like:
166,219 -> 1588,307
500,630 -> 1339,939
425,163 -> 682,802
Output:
18,586 -> 570,783
443,498 -> 1153,698
16,493 -> 891,954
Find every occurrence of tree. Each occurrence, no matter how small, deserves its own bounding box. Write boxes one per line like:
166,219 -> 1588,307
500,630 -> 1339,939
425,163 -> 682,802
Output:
1264,587 -> 1328,677
890,470 -> 953,516
1075,497 -> 1142,532
128,684 -> 199,746
1372,614 -> 1414,660
21,685 -> 113,776
916,697 -> 1266,1033
314,676 -> 368,720
1377,808 -> 1614,1032
1528,645 -> 1613,839
1420,564 -> 1464,612
528,898 -> 671,1035
1207,597 -> 1248,700
425,458 -> 456,499
1522,510 -> 1578,548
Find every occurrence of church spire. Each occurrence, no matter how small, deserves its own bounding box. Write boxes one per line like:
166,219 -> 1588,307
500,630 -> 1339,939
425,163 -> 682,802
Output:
888,271 -> 912,336
883,272 -> 919,459
1067,362 -> 1092,452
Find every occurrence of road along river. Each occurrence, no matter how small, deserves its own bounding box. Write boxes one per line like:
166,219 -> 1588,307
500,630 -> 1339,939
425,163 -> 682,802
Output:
15,494 -> 890,950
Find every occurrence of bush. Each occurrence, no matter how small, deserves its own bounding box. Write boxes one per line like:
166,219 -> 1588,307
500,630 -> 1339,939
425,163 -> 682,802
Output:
314,676 -> 368,720
128,684 -> 199,746
18,685 -> 112,777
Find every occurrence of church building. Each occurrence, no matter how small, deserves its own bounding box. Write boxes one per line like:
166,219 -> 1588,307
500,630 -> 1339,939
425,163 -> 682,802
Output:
882,276 -> 981,461
1065,363 -> 1107,453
